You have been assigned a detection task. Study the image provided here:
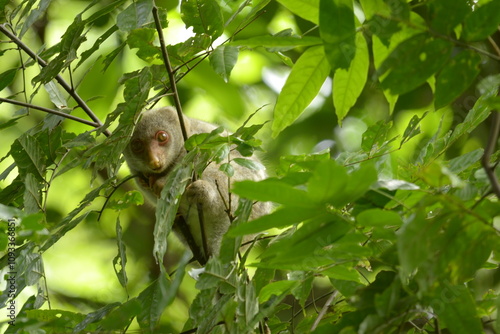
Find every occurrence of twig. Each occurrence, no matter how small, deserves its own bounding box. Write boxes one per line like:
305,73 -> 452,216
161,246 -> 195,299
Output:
0,97 -> 101,128
481,111 -> 500,198
151,5 -> 189,142
0,24 -> 110,136
311,290 -> 337,331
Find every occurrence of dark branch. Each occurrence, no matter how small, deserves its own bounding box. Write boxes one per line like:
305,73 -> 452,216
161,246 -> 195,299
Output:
481,111 -> 500,198
0,23 -> 110,137
0,97 -> 101,128
151,5 -> 189,142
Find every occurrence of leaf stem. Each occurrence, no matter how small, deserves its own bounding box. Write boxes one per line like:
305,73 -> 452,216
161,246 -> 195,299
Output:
0,97 -> 101,128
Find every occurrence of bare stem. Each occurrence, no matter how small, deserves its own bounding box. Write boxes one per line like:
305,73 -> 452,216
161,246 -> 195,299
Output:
0,97 -> 101,128
151,5 -> 189,142
0,23 -> 110,136
481,111 -> 500,198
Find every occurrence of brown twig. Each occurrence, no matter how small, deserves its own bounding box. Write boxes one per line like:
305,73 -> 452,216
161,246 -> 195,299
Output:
0,23 -> 110,136
152,4 -> 211,264
481,111 -> 500,198
0,97 -> 101,128
151,5 -> 189,142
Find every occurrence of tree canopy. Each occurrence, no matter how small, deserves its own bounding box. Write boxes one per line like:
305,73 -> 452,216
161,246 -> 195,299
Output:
1,0 -> 500,333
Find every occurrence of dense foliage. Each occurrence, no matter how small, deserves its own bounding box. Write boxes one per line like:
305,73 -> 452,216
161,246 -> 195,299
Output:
1,0 -> 500,333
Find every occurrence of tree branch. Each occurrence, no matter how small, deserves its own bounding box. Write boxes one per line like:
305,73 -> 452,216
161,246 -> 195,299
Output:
481,110 -> 500,198
151,5 -> 189,142
0,23 -> 110,137
0,97 -> 101,128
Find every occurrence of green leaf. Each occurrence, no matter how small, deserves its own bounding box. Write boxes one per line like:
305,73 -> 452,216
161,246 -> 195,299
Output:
258,217 -> 353,269
429,283 -> 483,334
307,159 -> 347,203
232,179 -> 315,207
463,0 -> 500,42
400,112 -> 426,147
108,190 -> 144,210
447,148 -> 483,174
449,93 -> 492,144
153,153 -> 194,264
23,173 -> 41,214
19,0 -> 51,38
209,45 -> 239,82
275,0 -> 319,24
319,0 -> 356,71
233,157 -> 264,171
77,25 -> 119,69
0,68 -> 16,91
378,34 -> 453,95
227,207 -> 326,237
259,280 -> 300,303
126,28 -> 160,62
137,251 -> 190,331
333,33 -> 369,123
428,0 -> 471,35
229,35 -> 322,48
361,120 -> 394,154
116,0 -> 154,32
272,46 -> 330,137
219,162 -> 234,177
181,0 -> 224,39
356,209 -> 402,228
435,50 -> 481,109
74,303 -> 121,332
11,133 -> 46,181
113,217 -> 128,288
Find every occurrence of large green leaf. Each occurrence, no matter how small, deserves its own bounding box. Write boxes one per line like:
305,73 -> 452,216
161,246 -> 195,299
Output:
272,46 -> 330,137
275,0 -> 319,24
116,0 -> 153,32
463,0 -> 500,41
429,284 -> 483,334
435,49 -> 481,109
319,0 -> 356,71
232,178 -> 315,207
307,159 -> 347,204
181,0 -> 224,39
428,0 -> 471,35
378,34 -> 453,95
333,33 -> 369,123
209,45 -> 239,82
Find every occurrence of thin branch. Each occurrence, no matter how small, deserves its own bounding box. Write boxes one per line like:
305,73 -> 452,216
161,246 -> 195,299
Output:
481,111 -> 500,198
151,5 -> 189,142
0,97 -> 101,128
0,23 -> 110,136
311,290 -> 337,332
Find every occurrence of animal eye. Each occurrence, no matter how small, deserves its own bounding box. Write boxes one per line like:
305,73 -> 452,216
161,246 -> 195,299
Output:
156,131 -> 169,144
130,139 -> 143,153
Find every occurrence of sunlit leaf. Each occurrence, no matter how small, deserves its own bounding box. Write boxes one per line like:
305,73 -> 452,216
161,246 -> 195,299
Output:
232,179 -> 315,207
209,45 -> 238,82
333,33 -> 369,123
116,0 -> 153,32
275,0 -> 319,24
181,0 -> 224,39
272,46 -> 330,137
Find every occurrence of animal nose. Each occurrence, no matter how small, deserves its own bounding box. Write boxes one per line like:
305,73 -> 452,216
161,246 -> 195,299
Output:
149,158 -> 162,170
